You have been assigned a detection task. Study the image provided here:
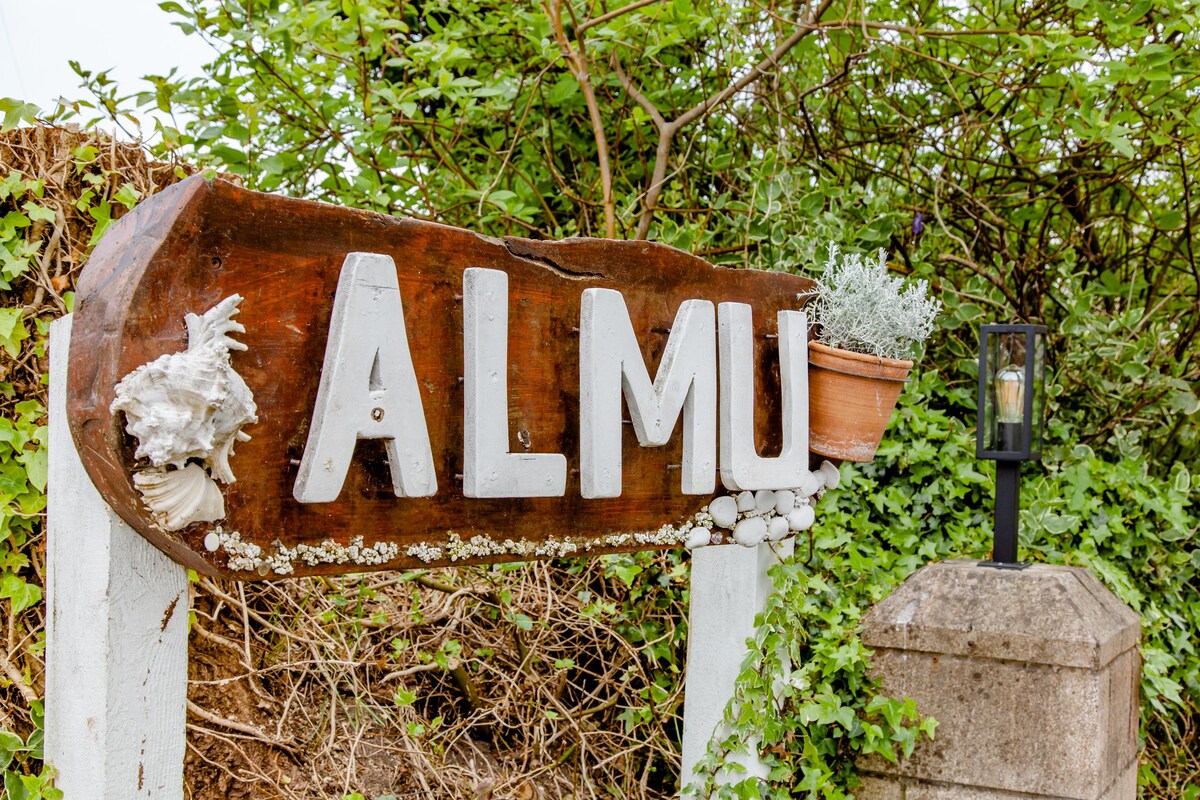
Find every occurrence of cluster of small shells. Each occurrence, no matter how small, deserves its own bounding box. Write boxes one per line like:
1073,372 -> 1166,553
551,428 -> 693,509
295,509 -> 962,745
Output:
205,527 -> 398,576
211,461 -> 840,574
411,533 -> 581,564
404,524 -> 691,564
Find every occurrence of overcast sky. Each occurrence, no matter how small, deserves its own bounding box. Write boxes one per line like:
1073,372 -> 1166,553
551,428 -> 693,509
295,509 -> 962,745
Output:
0,0 -> 213,119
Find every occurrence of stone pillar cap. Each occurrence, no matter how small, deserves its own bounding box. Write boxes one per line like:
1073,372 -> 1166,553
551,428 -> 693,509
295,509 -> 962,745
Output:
861,560 -> 1141,669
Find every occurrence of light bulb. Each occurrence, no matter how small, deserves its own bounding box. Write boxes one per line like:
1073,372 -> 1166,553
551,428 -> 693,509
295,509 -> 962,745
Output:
995,364 -> 1025,425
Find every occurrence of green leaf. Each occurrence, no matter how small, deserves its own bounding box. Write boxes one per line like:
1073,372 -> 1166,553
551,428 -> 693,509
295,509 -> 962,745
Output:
87,200 -> 115,247
547,76 -> 579,105
0,98 -> 39,133
0,308 -> 28,358
4,769 -> 29,800
113,183 -> 142,210
1136,43 -> 1175,67
0,729 -> 25,770
19,448 -> 47,493
608,560 -> 643,587
1173,465 -> 1190,494
1155,209 -> 1183,230
1105,129 -> 1136,158
1041,513 -> 1079,535
21,202 -> 55,224
0,572 -> 42,614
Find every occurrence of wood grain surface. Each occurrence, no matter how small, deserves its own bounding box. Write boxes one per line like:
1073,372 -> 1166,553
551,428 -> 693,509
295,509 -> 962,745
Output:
66,177 -> 815,578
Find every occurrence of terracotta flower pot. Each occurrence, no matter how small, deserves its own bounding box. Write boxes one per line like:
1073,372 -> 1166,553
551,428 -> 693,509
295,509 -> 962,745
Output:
807,341 -> 912,462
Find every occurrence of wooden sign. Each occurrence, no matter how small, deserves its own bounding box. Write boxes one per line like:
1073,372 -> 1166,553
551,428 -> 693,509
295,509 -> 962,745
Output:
67,177 -> 823,578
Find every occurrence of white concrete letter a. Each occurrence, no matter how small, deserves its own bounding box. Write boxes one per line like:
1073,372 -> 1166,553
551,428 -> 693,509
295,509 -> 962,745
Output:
293,252 -> 437,503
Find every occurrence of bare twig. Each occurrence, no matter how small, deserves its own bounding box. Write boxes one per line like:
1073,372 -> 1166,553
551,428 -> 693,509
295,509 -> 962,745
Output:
546,0 -> 618,237
617,0 -> 836,238
577,0 -> 664,34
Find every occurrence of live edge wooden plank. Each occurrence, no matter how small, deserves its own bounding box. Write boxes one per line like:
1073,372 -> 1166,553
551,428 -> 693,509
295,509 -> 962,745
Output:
67,177 -> 815,578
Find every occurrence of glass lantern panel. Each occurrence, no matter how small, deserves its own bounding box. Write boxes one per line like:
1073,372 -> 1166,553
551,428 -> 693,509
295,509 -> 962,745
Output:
988,331 -> 1028,453
1030,330 -> 1046,456
982,331 -> 999,451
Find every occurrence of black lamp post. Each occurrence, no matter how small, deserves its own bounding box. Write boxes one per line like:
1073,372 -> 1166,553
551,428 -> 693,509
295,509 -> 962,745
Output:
977,324 -> 1047,567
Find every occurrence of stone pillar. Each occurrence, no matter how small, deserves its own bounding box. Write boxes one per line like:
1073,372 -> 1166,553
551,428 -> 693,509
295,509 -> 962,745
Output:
858,560 -> 1140,800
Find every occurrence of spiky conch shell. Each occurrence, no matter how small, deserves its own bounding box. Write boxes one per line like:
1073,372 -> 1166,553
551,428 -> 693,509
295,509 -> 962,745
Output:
132,464 -> 225,532
111,295 -> 257,530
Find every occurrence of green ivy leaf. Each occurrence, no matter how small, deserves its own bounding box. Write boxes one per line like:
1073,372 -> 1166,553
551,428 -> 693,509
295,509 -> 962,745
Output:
87,200 -> 116,247
1173,465 -> 1190,494
507,612 -> 533,631
0,308 -> 25,358
0,99 -> 39,133
20,202 -> 55,225
113,183 -> 141,210
0,572 -> 42,614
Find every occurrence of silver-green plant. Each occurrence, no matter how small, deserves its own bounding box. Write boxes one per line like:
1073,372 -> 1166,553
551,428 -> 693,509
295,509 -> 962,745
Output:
800,245 -> 941,361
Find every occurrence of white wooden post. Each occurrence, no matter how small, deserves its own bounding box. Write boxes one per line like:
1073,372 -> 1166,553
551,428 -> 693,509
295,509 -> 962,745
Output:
680,538 -> 793,795
45,315 -> 189,799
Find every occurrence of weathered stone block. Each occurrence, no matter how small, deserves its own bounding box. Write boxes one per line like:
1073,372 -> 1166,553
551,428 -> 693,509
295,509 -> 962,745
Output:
857,560 -> 1140,800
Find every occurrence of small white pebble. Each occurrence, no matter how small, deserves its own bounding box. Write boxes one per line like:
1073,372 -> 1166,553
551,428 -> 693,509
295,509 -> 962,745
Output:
818,460 -> 841,490
710,531 -> 724,545
798,470 -> 821,498
736,490 -> 756,513
709,496 -> 739,528
788,505 -> 816,532
203,532 -> 220,552
684,527 -> 712,550
733,517 -> 767,547
774,490 -> 796,516
754,489 -> 775,513
768,516 -> 790,542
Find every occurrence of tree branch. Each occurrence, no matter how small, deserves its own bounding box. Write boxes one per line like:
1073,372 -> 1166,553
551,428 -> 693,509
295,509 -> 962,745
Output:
577,0 -> 664,34
612,53 -> 666,130
674,0 -> 834,131
546,0 -> 618,237
628,0 -> 835,238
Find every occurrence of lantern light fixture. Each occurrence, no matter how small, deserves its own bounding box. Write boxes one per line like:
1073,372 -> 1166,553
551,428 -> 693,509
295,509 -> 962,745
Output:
976,324 -> 1048,566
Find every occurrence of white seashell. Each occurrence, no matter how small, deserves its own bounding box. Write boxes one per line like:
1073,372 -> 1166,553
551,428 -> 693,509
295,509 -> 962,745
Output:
709,496 -> 739,528
732,517 -> 767,547
797,470 -> 822,498
112,295 -> 257,484
684,527 -> 712,550
788,505 -> 816,532
817,460 -> 841,491
774,490 -> 796,516
767,516 -> 790,542
113,296 -> 258,531
132,464 -> 225,532
736,490 -> 756,513
754,489 -> 775,513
